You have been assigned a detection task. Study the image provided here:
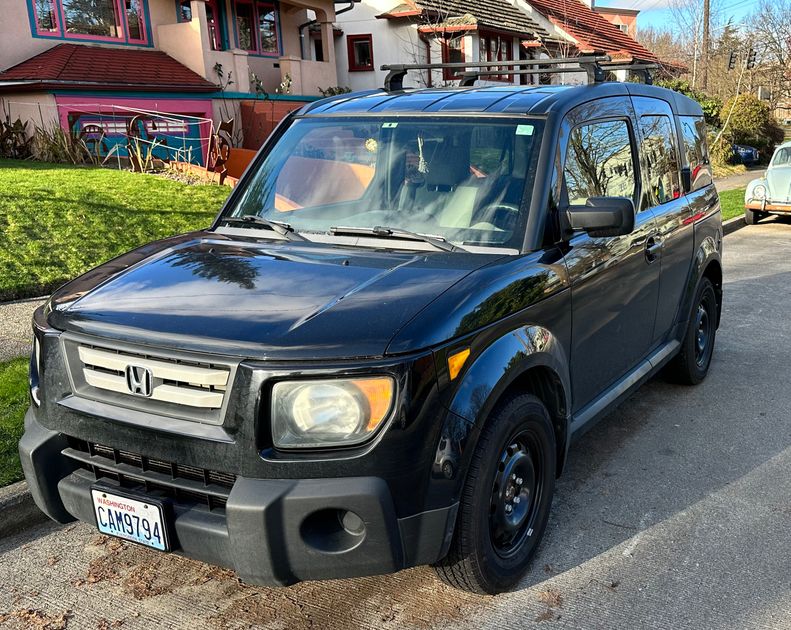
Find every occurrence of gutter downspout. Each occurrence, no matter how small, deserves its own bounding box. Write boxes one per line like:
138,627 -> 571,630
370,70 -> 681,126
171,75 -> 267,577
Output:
299,0 -> 359,60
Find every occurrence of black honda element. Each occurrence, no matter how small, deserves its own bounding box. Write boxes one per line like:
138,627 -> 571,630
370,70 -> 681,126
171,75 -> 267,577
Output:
22,62 -> 722,594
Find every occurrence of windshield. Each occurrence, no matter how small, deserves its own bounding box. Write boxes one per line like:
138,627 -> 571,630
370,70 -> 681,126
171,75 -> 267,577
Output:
224,116 -> 545,250
771,146 -> 791,167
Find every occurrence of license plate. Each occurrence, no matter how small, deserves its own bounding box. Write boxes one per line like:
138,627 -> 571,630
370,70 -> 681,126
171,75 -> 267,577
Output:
91,488 -> 169,551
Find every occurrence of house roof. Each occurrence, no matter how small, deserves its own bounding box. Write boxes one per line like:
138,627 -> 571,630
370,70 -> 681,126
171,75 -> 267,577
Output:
524,0 -> 658,62
0,44 -> 218,93
379,0 -> 551,39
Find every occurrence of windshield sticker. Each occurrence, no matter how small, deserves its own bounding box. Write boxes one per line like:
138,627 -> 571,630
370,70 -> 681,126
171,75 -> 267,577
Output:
382,122 -> 399,128
516,124 -> 535,136
365,138 -> 378,153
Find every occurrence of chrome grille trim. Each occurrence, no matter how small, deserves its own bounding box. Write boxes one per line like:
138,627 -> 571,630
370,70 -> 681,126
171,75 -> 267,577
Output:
61,333 -> 238,425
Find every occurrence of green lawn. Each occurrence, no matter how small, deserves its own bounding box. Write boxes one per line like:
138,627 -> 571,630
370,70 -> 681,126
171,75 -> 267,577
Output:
718,188 -> 746,222
0,160 -> 231,301
0,358 -> 29,487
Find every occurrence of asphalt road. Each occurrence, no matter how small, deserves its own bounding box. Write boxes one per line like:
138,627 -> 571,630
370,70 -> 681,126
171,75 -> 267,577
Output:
0,298 -> 44,362
1,220 -> 790,629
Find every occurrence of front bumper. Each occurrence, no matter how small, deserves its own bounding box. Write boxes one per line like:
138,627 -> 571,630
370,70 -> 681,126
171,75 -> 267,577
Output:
20,409 -> 457,586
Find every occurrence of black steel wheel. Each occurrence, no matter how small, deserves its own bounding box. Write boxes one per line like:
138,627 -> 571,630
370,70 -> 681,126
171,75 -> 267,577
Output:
666,276 -> 718,385
434,393 -> 556,594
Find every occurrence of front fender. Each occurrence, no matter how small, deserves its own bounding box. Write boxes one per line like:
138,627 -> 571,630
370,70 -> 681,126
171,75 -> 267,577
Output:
425,313 -> 572,508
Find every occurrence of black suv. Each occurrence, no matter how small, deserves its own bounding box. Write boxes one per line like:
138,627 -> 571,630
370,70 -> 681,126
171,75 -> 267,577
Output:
21,61 -> 722,594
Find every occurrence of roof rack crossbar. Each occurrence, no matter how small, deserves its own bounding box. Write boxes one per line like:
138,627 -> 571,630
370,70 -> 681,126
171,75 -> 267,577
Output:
381,57 -> 659,90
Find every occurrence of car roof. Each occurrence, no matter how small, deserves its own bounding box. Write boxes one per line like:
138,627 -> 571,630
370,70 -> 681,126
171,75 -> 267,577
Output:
301,82 -> 704,119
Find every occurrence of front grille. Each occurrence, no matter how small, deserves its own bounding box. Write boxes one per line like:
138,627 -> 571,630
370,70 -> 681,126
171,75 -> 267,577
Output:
64,437 -> 236,511
61,335 -> 238,425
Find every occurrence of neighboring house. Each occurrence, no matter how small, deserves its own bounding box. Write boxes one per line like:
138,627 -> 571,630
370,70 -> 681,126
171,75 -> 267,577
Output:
334,0 -> 571,92
0,0 -> 349,160
593,5 -> 639,40
334,0 -> 660,92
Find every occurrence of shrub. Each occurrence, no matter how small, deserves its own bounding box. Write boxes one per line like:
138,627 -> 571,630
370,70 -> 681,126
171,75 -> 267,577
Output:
656,79 -> 722,127
721,93 -> 785,161
318,86 -> 352,97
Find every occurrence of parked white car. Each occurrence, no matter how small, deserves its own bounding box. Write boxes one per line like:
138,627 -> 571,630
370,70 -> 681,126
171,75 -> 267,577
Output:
744,142 -> 791,224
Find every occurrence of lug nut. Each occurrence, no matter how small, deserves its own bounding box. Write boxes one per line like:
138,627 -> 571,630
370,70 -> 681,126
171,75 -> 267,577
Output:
514,497 -> 521,504
505,504 -> 513,513
516,477 -> 523,485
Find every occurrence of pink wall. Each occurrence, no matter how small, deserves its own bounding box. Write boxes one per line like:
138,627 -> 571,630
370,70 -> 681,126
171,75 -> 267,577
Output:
54,95 -> 214,162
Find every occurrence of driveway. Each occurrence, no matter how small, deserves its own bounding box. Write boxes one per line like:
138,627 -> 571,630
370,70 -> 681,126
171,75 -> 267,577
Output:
1,221 -> 790,629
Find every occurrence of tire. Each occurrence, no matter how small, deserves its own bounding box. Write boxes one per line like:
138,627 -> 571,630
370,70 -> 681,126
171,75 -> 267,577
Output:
433,394 -> 556,594
666,277 -> 718,385
745,208 -> 761,225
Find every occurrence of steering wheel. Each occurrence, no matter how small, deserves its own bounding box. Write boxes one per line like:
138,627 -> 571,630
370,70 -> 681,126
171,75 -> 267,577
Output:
475,203 -> 521,231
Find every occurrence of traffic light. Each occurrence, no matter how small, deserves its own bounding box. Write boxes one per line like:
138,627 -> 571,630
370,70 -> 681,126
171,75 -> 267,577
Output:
746,48 -> 757,69
728,51 -> 737,70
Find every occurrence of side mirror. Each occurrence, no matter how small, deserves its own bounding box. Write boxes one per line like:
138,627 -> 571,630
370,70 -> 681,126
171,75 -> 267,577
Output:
680,166 -> 692,194
566,196 -> 635,238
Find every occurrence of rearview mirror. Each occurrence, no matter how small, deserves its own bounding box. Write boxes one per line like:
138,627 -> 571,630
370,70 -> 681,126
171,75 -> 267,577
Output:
565,197 -> 635,238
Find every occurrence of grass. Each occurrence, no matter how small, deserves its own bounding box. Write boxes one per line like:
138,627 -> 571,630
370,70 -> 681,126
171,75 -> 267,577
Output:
0,358 -> 29,487
0,160 -> 231,301
718,188 -> 746,221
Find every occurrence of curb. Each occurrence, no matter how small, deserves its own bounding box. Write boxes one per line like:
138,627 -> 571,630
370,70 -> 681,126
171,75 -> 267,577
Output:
0,481 -> 47,539
723,215 -> 746,236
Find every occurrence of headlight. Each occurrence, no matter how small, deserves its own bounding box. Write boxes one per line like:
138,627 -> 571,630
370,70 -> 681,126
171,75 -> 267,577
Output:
752,184 -> 767,199
271,377 -> 395,448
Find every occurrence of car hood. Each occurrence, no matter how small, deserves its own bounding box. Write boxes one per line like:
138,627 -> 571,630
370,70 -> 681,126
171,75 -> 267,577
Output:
47,231 -> 500,360
766,166 -> 791,202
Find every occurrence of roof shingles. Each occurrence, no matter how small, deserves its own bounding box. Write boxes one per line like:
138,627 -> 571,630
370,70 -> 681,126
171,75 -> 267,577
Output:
0,44 -> 218,92
524,0 -> 658,62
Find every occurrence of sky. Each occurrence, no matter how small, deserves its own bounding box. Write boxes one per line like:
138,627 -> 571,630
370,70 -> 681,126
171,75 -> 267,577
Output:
594,0 -> 759,32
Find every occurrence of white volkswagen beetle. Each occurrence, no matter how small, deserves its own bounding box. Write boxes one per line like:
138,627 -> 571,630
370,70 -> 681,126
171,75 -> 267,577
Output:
745,141 -> 791,224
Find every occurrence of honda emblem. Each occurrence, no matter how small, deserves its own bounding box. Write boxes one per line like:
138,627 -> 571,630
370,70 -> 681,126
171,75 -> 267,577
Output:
125,364 -> 153,397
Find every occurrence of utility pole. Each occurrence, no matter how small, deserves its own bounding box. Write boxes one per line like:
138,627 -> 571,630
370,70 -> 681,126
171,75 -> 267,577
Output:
700,0 -> 711,89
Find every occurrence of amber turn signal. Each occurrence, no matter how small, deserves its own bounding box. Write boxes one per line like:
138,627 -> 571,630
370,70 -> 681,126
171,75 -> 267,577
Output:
352,377 -> 395,431
447,348 -> 471,381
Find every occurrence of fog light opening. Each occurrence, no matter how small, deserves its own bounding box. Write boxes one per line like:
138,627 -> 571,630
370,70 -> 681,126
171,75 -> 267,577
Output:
300,508 -> 366,553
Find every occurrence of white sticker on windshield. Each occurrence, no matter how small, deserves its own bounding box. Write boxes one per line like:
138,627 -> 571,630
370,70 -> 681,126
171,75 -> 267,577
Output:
382,122 -> 399,128
516,124 -> 534,136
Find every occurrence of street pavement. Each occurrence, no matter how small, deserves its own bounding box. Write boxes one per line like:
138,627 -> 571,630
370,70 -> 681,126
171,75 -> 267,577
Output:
1,220 -> 790,629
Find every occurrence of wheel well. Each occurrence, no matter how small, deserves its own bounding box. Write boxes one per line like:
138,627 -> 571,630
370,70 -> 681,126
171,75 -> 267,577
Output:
702,260 -> 723,326
499,366 -> 568,478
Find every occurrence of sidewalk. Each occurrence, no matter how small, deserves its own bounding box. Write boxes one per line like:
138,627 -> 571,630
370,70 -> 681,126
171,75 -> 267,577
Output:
0,298 -> 45,362
715,166 -> 763,192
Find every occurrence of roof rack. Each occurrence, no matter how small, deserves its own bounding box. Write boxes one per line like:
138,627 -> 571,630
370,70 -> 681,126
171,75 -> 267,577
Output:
381,56 -> 659,91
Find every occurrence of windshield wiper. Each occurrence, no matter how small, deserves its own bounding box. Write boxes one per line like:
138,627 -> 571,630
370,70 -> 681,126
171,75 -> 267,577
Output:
221,215 -> 306,241
329,225 -> 466,253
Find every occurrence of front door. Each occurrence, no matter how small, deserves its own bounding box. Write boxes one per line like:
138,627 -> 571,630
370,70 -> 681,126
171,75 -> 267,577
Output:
559,98 -> 661,413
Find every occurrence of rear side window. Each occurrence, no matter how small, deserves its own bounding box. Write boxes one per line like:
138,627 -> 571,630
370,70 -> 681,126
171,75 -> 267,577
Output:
639,115 -> 681,206
680,116 -> 712,191
563,120 -> 637,205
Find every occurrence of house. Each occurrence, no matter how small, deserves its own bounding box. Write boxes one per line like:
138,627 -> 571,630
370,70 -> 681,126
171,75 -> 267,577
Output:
334,0 -> 660,91
593,4 -> 639,40
0,0 -> 351,161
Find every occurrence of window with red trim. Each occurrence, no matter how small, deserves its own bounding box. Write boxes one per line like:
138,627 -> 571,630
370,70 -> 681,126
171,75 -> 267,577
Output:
233,0 -> 279,56
177,0 -> 224,50
30,0 -> 149,44
479,32 -> 513,81
441,36 -> 464,80
347,34 -> 374,71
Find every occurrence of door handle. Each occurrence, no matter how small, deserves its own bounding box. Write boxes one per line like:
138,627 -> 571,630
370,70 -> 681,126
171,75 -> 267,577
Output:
645,235 -> 662,263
